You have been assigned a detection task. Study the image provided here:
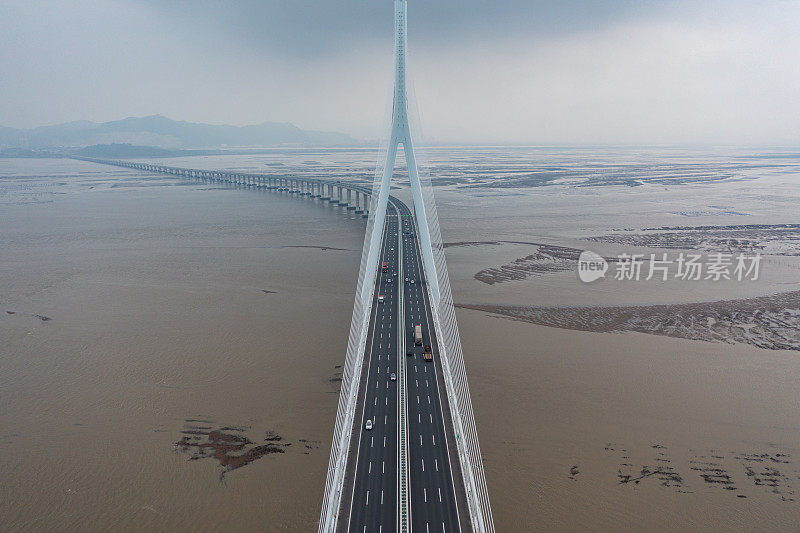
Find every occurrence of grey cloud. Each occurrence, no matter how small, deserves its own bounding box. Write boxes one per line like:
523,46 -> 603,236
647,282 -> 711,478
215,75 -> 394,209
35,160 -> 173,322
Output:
141,1 -> 658,57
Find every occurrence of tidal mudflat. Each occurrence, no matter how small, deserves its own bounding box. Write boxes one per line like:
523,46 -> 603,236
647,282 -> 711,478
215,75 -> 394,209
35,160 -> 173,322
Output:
2,147 -> 800,530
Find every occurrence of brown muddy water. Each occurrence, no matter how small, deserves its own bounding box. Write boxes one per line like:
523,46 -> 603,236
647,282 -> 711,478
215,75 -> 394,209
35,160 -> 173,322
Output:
1,158 -> 362,530
2,149 -> 800,531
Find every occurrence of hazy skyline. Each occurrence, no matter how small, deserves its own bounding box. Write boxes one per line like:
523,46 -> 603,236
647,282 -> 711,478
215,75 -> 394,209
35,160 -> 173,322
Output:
2,0 -> 798,145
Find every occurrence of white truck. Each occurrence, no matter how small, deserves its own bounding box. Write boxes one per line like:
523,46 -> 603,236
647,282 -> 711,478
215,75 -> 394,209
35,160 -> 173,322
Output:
414,324 -> 422,346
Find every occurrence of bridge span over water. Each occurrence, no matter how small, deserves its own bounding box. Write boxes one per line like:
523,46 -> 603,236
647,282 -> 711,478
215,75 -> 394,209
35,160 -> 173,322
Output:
77,3 -> 494,531
73,155 -> 375,217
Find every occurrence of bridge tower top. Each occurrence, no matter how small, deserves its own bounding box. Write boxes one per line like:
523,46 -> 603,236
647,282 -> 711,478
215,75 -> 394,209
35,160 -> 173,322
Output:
393,0 -> 408,129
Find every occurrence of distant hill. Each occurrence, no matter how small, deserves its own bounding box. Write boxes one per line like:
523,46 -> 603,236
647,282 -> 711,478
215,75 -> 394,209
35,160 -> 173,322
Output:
0,115 -> 358,149
76,143 -> 179,158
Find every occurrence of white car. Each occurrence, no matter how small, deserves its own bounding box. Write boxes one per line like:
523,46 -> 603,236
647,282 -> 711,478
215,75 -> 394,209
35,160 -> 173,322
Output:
365,419 -> 373,430
390,373 -> 397,381
410,279 -> 415,284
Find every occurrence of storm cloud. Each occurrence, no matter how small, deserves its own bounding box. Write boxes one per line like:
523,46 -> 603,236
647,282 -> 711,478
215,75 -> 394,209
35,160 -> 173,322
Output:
1,0 -> 798,144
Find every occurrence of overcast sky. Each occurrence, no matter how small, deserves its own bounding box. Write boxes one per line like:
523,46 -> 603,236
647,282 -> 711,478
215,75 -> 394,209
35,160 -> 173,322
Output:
2,0 -> 798,145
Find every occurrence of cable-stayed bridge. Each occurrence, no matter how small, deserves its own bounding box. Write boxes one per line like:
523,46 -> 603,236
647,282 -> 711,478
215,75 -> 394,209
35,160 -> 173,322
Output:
320,1 -> 493,531
75,2 -> 493,531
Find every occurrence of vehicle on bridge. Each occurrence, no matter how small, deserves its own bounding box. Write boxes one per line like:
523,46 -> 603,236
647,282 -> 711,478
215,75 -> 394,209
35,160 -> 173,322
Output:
378,294 -> 385,303
424,345 -> 433,362
365,420 -> 373,430
382,261 -> 388,272
414,324 -> 423,345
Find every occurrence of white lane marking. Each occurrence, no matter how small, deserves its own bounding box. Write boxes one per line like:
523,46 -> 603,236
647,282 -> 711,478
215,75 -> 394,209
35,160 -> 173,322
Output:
417,395 -> 419,404
369,461 -> 372,473
419,434 -> 423,446
385,415 -> 387,424
382,461 -> 385,474
424,487 -> 427,502
374,397 -> 377,406
383,436 -> 386,447
428,395 -> 431,404
418,413 -> 421,423
381,490 -> 384,505
371,437 -> 374,448
366,490 -> 369,505
436,459 -> 439,471
422,458 -> 425,472
433,434 -> 436,446
439,487 -> 442,502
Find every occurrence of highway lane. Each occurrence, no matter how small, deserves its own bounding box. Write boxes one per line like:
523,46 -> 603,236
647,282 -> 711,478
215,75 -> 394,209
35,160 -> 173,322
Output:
346,197 -> 464,532
347,201 -> 401,532
397,203 -> 462,533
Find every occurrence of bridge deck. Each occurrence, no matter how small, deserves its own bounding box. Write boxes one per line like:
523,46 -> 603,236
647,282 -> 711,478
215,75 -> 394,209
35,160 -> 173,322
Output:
75,157 -> 471,532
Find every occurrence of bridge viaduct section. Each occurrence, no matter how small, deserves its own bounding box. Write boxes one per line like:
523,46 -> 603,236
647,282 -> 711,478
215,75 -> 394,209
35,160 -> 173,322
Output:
72,156 -> 374,216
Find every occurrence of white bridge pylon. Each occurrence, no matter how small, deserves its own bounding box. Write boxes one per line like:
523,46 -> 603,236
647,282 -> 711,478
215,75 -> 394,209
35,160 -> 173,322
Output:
319,1 -> 494,531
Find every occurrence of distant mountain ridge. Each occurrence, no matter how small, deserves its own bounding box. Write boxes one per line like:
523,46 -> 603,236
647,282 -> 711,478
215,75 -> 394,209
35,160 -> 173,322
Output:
0,115 -> 358,149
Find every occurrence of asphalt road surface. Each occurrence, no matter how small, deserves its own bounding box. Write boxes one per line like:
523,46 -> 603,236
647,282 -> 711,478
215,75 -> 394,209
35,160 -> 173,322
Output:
346,197 -> 461,532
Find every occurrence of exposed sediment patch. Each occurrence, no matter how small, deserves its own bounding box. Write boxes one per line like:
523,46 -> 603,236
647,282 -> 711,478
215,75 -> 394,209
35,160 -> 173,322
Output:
456,290 -> 800,350
600,443 -> 797,500
472,244 -> 593,284
444,240 -> 616,285
589,224 -> 800,256
174,420 -> 288,479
